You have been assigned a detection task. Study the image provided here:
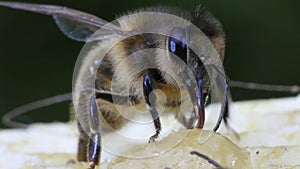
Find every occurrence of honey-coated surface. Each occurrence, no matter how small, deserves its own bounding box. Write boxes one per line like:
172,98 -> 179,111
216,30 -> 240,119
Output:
1,95 -> 300,169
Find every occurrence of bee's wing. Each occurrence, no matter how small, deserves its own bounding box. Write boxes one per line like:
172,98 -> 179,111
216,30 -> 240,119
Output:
0,2 -> 134,42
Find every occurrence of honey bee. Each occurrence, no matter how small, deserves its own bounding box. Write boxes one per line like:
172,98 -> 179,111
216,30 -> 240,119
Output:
0,2 -> 229,169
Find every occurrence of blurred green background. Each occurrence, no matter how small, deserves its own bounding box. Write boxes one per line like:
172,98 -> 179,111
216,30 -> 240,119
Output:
0,0 -> 299,128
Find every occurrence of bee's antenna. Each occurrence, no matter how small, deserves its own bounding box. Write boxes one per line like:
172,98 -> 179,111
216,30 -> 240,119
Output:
230,80 -> 300,94
2,92 -> 72,128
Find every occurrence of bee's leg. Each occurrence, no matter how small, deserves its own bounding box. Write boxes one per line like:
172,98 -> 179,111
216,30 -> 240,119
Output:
143,73 -> 161,143
87,94 -> 101,169
196,72 -> 205,129
77,120 -> 88,162
213,77 -> 229,132
200,64 -> 230,132
185,66 -> 206,129
88,133 -> 101,169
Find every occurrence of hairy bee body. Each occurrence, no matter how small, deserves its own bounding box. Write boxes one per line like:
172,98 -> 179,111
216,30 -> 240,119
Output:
73,7 -> 226,165
75,7 -> 225,135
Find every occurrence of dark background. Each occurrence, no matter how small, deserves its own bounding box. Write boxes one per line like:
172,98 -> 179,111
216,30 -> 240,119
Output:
0,0 -> 299,128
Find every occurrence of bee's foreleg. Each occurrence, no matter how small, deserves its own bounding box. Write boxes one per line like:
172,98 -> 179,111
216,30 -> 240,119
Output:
196,72 -> 205,129
87,133 -> 101,169
87,94 -> 101,169
77,120 -> 89,162
143,73 -> 162,143
204,64 -> 230,132
213,77 -> 229,132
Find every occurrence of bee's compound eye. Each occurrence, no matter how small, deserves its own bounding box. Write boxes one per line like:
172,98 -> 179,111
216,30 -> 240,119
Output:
168,27 -> 187,63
